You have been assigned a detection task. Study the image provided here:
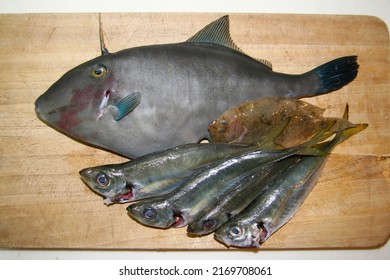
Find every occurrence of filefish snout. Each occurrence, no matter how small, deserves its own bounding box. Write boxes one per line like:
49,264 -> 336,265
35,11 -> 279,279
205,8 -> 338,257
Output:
34,92 -> 58,124
34,58 -> 118,140
35,79 -> 84,134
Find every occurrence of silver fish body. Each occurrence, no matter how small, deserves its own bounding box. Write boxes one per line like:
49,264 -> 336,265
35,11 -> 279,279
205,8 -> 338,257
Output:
187,156 -> 300,236
214,156 -> 326,248
214,122 -> 367,247
126,130 -> 330,229
79,142 -> 262,204
34,16 -> 358,158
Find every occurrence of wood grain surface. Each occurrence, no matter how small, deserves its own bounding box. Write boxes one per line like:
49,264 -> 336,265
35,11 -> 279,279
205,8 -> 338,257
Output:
0,13 -> 389,249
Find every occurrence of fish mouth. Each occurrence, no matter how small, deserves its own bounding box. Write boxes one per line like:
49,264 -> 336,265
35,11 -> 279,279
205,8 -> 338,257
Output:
213,232 -> 233,247
258,223 -> 269,245
34,96 -> 48,122
103,189 -> 134,205
117,190 -> 134,203
172,213 -> 187,228
187,219 -> 216,236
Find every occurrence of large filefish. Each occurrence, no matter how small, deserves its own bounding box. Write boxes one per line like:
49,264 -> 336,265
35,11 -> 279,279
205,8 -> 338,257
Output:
34,15 -> 359,158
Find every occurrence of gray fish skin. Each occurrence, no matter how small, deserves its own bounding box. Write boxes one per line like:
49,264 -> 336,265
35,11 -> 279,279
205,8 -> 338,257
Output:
214,122 -> 368,248
187,156 -> 300,236
126,129 -> 331,229
34,16 -> 359,158
79,142 -> 259,205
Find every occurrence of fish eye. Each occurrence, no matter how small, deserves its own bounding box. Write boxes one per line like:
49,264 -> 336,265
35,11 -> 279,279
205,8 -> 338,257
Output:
91,65 -> 107,78
220,119 -> 228,126
202,219 -> 215,230
96,172 -> 109,187
229,226 -> 243,237
144,208 -> 156,219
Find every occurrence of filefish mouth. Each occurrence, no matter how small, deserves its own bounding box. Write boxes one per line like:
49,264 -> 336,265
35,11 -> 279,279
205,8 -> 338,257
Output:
34,96 -> 49,122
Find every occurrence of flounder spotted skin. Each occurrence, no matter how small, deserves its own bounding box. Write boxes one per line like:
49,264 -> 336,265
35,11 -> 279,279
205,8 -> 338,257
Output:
209,97 -> 355,147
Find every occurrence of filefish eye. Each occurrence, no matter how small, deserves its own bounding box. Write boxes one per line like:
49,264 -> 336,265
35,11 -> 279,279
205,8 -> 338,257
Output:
202,219 -> 215,230
229,226 -> 243,237
96,172 -> 109,187
144,208 -> 156,219
91,65 -> 107,78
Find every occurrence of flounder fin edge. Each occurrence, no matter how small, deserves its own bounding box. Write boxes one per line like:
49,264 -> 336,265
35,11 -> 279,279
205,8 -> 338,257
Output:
187,15 -> 272,70
114,92 -> 141,121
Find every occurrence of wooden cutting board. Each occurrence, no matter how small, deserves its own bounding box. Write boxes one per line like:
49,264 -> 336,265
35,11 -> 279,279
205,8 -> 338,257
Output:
0,13 -> 389,250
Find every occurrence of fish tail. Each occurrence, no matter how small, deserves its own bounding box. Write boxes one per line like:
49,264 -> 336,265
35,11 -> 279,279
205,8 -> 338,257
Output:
342,103 -> 350,120
332,123 -> 368,147
319,104 -> 368,151
296,121 -> 337,156
309,56 -> 359,95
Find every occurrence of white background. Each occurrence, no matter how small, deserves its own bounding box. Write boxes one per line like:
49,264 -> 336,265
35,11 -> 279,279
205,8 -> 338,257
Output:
0,0 -> 389,260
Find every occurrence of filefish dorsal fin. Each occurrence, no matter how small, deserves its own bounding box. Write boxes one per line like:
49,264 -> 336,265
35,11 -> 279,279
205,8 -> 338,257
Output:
187,15 -> 272,70
99,13 -> 109,56
187,15 -> 242,52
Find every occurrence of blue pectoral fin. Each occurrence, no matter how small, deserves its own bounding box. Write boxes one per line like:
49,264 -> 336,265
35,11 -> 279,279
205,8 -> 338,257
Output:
114,92 -> 141,121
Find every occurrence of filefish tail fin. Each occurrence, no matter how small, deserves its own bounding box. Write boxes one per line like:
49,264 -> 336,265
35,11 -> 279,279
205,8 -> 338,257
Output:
310,56 -> 359,95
